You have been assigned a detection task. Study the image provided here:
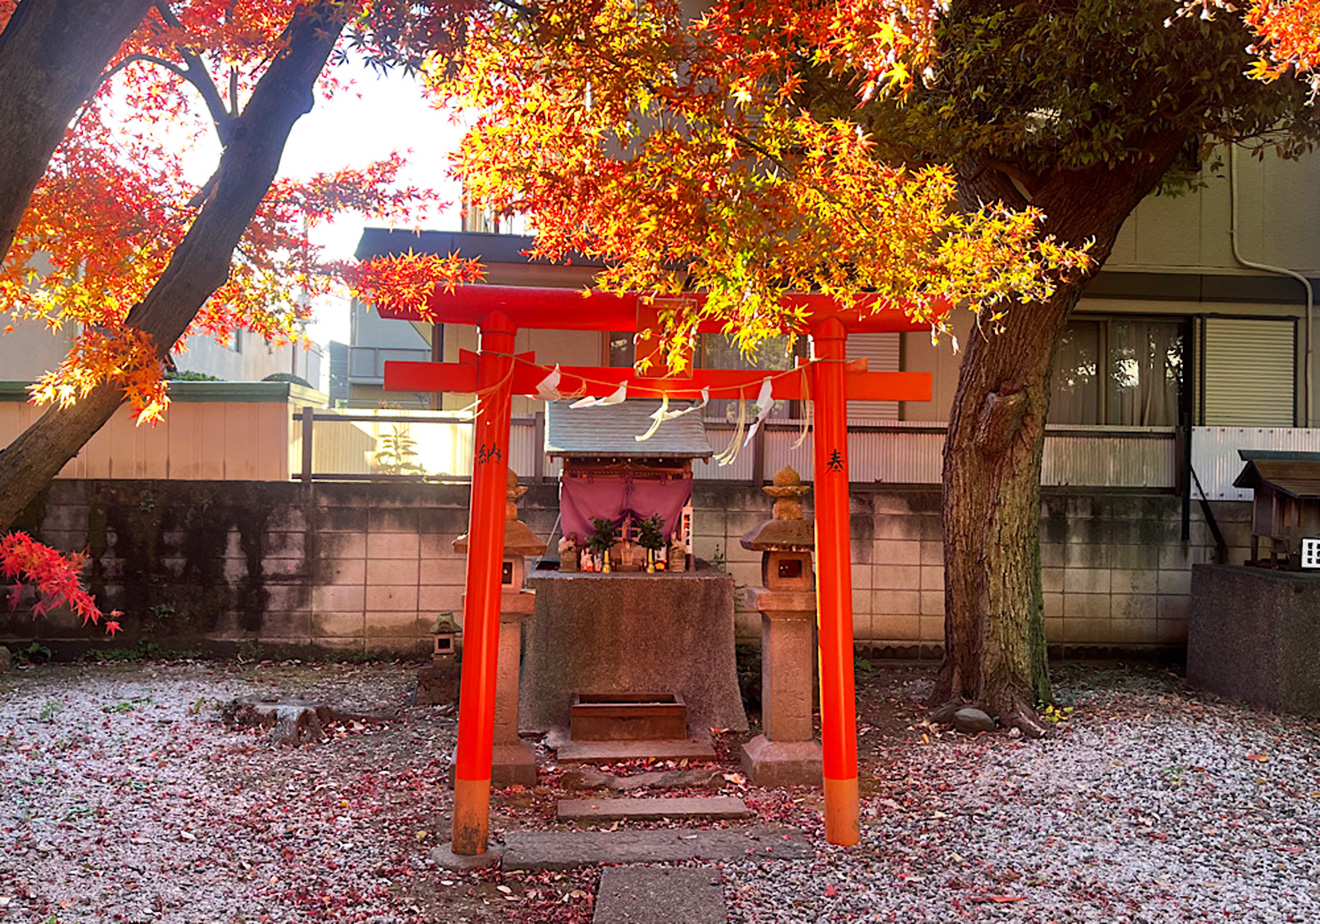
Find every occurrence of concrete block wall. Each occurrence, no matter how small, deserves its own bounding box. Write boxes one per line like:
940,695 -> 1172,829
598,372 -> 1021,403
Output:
2,479 -> 1247,658
692,484 -> 1251,658
1,481 -> 481,658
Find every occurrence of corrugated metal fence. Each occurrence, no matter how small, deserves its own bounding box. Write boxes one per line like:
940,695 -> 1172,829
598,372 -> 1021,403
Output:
1191,426 -> 1320,500
297,410 -> 1183,490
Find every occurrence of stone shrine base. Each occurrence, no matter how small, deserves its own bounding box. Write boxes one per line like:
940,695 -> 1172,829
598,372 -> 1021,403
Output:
739,734 -> 822,787
1188,564 -> 1320,716
522,569 -> 748,736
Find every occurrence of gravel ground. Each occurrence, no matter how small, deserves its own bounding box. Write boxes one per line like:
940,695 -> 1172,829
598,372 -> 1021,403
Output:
3,659 -> 1318,923
722,670 -> 1320,923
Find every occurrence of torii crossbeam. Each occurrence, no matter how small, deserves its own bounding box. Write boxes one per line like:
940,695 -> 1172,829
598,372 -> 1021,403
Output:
379,285 -> 935,856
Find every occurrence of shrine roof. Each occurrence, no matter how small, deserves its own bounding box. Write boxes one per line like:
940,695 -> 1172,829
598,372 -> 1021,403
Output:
545,400 -> 713,459
1233,450 -> 1320,499
355,228 -> 604,267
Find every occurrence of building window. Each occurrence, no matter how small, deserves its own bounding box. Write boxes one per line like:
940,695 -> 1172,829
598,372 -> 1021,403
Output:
700,334 -> 798,421
607,331 -> 634,368
606,331 -> 800,419
216,329 -> 242,353
1050,318 -> 1185,426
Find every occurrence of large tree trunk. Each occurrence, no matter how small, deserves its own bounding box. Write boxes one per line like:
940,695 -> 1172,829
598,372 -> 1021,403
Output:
0,0 -> 154,263
0,3 -> 349,531
931,132 -> 1189,735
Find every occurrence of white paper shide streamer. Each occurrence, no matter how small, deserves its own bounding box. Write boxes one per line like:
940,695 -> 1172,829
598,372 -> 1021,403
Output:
570,382 -> 627,409
534,364 -> 563,401
634,388 -> 710,442
743,377 -> 775,446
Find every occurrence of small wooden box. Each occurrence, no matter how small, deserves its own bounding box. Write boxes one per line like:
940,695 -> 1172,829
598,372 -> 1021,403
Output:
570,692 -> 687,741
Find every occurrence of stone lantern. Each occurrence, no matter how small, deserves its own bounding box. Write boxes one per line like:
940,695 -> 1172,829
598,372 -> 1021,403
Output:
417,613 -> 463,706
453,470 -> 547,786
738,466 -> 823,786
431,613 -> 461,665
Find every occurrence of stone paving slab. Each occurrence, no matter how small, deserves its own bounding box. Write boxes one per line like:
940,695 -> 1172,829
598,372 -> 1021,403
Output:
555,737 -> 717,763
558,796 -> 751,822
593,867 -> 727,924
429,843 -> 505,870
501,826 -> 811,870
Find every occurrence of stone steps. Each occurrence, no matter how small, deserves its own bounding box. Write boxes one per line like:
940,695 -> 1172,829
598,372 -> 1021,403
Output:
500,826 -> 811,871
557,796 -> 751,823
555,736 -> 717,763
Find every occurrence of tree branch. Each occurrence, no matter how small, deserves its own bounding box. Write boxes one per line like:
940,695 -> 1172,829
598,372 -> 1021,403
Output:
0,0 -> 155,264
92,53 -> 189,96
491,0 -> 537,16
986,158 -> 1044,200
153,1 -> 236,146
0,0 -> 350,529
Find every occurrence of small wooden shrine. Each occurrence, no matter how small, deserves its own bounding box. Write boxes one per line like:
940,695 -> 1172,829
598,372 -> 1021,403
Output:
546,400 -> 711,572
1235,449 -> 1320,569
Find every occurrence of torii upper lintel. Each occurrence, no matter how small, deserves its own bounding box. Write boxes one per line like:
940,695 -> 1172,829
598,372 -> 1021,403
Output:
378,283 -> 945,336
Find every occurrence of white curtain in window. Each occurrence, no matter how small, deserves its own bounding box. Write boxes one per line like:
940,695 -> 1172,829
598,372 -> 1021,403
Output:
1107,321 -> 1182,426
1049,321 -> 1101,424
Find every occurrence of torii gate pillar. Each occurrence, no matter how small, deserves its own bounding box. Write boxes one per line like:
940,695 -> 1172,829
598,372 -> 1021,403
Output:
809,317 -> 860,846
451,312 -> 516,856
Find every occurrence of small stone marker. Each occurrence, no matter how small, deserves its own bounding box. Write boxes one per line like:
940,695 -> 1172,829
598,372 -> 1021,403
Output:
501,826 -> 810,871
557,796 -> 751,822
952,707 -> 996,734
593,868 -> 726,924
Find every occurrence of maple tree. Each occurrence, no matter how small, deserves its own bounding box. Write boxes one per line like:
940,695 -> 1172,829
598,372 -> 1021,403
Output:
1,531 -> 121,635
429,0 -> 1087,367
426,0 -> 1320,733
1184,0 -> 1320,92
0,0 -> 485,630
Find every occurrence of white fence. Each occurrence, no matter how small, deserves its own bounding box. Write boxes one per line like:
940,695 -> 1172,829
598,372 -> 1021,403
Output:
1190,427 -> 1320,500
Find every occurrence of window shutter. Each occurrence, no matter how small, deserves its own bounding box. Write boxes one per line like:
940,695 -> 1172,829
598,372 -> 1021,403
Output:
846,332 -> 901,420
1202,318 -> 1296,427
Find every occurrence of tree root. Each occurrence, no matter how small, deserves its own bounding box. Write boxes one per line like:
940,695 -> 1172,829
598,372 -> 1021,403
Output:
221,698 -> 392,746
992,694 -> 1049,739
928,694 -> 1049,739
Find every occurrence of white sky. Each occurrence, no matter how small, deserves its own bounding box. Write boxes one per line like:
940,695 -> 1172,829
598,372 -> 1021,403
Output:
183,63 -> 468,349
285,67 -> 466,347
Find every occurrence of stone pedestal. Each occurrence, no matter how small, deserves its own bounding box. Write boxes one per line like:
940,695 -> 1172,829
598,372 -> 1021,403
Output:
740,587 -> 822,786
450,470 -> 546,789
1189,564 -> 1320,717
522,570 -> 748,736
492,590 -> 537,787
416,662 -> 461,705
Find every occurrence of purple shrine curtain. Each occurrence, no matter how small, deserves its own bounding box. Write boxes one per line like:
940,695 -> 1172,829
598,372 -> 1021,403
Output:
559,473 -> 693,544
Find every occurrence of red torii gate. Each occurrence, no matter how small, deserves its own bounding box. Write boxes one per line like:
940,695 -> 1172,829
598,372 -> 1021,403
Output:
379,285 -> 935,856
